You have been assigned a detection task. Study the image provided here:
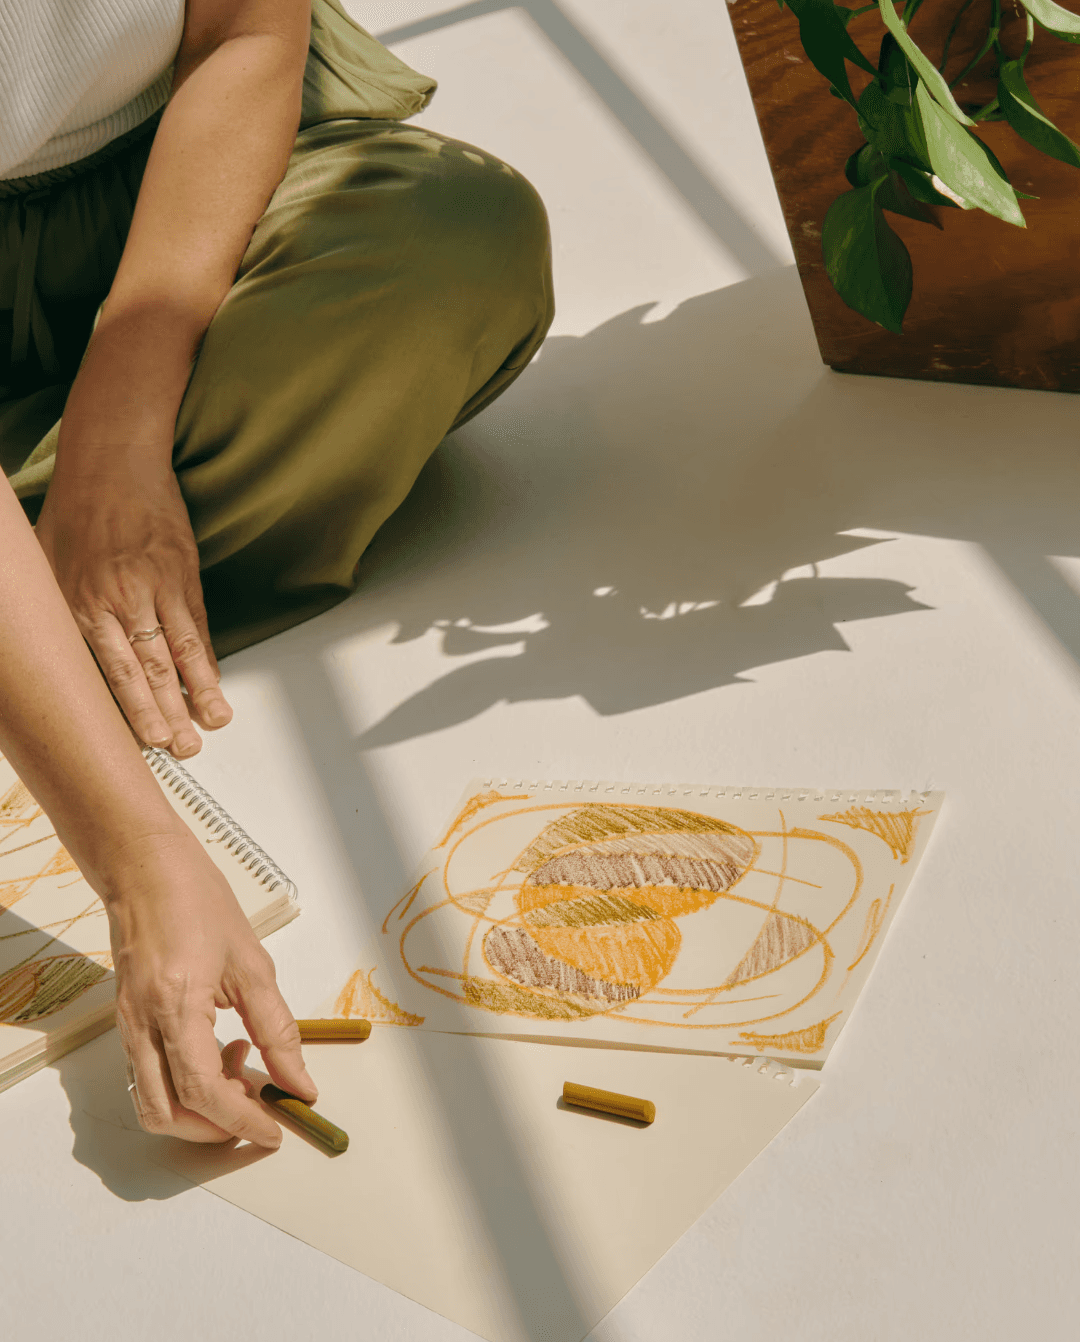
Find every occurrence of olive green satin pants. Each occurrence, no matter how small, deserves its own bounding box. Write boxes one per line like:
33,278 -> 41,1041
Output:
0,114 -> 554,656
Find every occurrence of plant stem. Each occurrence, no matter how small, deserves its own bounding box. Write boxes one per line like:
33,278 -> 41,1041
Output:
938,0 -> 979,73
968,96 -> 1000,120
948,0 -> 1002,88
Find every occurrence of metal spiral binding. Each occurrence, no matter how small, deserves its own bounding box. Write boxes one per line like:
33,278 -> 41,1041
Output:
141,747 -> 297,901
478,778 -> 936,807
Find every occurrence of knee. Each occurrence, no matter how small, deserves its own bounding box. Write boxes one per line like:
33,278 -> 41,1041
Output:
407,133 -> 553,287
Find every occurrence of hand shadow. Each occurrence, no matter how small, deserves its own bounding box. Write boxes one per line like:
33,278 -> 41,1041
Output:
52,1028 -> 279,1201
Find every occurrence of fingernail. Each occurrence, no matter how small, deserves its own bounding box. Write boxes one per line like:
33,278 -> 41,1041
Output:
204,703 -> 229,727
174,734 -> 202,757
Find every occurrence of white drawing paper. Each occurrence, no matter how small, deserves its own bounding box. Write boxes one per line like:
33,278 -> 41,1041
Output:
328,779 -> 943,1066
158,1028 -> 819,1342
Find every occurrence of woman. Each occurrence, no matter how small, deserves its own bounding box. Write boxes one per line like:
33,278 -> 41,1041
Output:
1,467 -> 314,1146
0,1 -> 555,1139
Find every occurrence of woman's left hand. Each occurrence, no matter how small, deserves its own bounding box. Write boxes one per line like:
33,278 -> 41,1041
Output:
35,439 -> 232,758
108,825 -> 317,1146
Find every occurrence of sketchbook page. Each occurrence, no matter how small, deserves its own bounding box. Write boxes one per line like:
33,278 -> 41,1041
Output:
141,748 -> 299,937
159,1029 -> 819,1342
325,779 -> 944,1067
0,748 -> 298,1091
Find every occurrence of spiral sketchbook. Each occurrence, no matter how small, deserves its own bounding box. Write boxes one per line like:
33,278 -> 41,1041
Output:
0,747 -> 299,1093
329,778 -> 944,1067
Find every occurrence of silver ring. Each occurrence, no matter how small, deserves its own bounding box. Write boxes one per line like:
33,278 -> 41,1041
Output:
127,1081 -> 138,1093
128,625 -> 164,645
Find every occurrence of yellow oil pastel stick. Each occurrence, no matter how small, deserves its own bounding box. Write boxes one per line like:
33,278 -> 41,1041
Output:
261,1084 -> 350,1152
562,1081 -> 656,1124
295,1018 -> 372,1041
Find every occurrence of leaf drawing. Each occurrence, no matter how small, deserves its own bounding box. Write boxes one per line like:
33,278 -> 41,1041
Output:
476,809 -> 760,1016
373,784 -> 940,1061
737,1011 -> 842,1055
0,952 -> 112,1024
335,967 -> 423,1026
819,805 -> 927,862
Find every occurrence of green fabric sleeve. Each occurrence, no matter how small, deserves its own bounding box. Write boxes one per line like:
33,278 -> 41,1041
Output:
301,0 -> 438,127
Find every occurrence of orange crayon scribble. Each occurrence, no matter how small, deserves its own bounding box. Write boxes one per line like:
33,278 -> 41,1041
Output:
0,779 -> 41,827
0,840 -> 82,912
381,874 -> 430,936
846,883 -> 894,971
334,968 -> 423,1026
819,806 -> 929,863
737,1011 -> 842,1055
37,846 -> 81,879
437,790 -> 530,847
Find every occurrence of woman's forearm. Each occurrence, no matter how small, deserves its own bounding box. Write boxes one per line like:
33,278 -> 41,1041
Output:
56,17 -> 309,458
0,477 -> 190,893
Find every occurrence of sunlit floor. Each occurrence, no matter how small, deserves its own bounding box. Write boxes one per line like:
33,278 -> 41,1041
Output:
6,4 -> 1079,1339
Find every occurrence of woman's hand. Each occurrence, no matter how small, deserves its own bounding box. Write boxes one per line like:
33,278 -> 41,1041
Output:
107,827 -> 316,1146
34,441 -> 232,759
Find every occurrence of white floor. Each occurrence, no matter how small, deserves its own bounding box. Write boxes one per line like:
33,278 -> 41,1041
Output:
6,3 -> 1080,1338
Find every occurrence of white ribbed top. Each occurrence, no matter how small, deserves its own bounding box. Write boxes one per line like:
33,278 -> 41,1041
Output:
0,0 -> 185,180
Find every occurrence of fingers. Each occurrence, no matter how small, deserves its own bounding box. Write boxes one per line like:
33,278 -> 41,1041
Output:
158,590 -> 232,732
86,607 -> 223,760
122,1020 -> 237,1144
90,613 -> 179,752
220,1037 -> 253,1084
157,1011 -> 284,1148
234,969 -> 318,1105
129,616 -> 204,758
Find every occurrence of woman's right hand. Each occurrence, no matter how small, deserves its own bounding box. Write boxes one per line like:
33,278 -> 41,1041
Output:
34,438 -> 232,760
104,825 -> 316,1146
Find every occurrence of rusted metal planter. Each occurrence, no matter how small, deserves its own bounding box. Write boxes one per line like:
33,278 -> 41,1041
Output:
728,0 -> 1080,392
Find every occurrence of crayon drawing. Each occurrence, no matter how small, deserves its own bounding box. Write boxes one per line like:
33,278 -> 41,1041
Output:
0,767 -> 114,1026
335,782 -> 943,1064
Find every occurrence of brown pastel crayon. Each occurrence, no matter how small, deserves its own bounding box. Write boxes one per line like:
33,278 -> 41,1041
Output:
295,1018 -> 372,1041
562,1081 -> 656,1124
261,1084 -> 350,1152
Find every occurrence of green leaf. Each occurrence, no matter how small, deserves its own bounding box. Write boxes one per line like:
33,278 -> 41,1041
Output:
877,0 -> 975,125
888,157 -> 964,208
914,82 -> 1025,225
785,0 -> 878,111
858,77 -> 933,172
998,57 -> 1080,168
821,178 -> 913,333
877,31 -> 916,105
1017,0 -> 1080,43
845,141 -> 888,186
967,127 -> 1036,196
876,168 -> 943,226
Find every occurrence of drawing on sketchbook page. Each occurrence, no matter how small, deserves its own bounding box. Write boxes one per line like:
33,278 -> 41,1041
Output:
333,783 -> 943,1063
0,767 -> 115,1026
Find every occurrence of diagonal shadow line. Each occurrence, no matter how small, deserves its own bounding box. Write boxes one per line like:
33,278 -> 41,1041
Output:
375,0 -> 786,275
979,544 -> 1080,683
271,650 -> 591,1342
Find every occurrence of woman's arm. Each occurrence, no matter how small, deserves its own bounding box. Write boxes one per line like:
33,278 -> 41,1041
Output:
35,1 -> 312,756
1,473 -> 316,1144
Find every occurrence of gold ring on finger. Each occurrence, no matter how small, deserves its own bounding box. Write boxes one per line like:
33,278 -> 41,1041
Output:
128,625 -> 165,645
